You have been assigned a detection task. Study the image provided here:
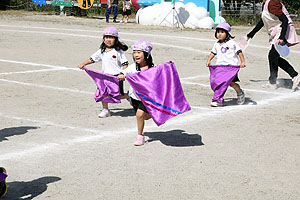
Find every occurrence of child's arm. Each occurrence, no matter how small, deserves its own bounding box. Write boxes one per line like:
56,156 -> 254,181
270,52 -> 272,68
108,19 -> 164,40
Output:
122,0 -> 126,11
122,64 -> 128,70
247,19 -> 264,41
206,52 -> 215,67
77,58 -> 93,69
238,52 -> 246,68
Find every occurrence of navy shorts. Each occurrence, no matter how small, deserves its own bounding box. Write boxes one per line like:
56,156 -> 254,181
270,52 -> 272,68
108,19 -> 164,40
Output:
131,98 -> 148,114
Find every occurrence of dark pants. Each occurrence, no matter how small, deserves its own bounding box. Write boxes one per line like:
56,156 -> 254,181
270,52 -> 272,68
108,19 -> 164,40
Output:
106,5 -> 118,21
268,45 -> 298,84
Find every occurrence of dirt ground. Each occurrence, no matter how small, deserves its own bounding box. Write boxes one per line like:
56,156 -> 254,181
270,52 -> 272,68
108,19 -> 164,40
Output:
1,11 -> 300,200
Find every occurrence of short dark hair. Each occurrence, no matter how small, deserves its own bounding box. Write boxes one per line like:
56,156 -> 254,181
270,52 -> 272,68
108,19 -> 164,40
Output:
100,36 -> 128,53
134,52 -> 154,71
215,28 -> 235,42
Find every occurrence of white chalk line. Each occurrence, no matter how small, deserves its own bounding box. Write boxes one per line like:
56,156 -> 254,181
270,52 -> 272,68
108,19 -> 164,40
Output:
0,68 -> 69,75
0,57 -> 285,96
0,78 -> 93,95
2,83 -> 299,161
181,80 -> 285,95
1,24 -> 300,54
0,58 -> 79,71
0,29 -> 209,55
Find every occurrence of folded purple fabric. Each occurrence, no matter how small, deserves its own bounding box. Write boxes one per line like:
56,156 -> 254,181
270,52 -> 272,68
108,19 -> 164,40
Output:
126,61 -> 191,126
84,67 -> 122,103
0,172 -> 7,182
209,65 -> 240,103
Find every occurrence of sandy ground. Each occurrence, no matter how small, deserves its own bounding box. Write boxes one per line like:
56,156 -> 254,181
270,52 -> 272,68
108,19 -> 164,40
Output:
0,11 -> 300,200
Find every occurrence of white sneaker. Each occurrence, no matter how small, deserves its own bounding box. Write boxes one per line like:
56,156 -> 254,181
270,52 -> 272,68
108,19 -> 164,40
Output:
237,90 -> 245,105
124,20 -> 128,24
98,109 -> 111,118
292,74 -> 300,91
120,20 -> 123,23
210,101 -> 223,107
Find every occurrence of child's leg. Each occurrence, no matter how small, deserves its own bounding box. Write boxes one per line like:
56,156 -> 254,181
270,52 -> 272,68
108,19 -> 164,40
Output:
102,102 -> 108,109
136,109 -> 151,135
229,82 -> 241,94
230,82 -> 245,105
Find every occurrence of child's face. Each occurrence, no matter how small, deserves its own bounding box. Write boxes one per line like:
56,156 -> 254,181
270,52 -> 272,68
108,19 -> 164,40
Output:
216,29 -> 227,41
104,36 -> 116,48
133,50 -> 145,65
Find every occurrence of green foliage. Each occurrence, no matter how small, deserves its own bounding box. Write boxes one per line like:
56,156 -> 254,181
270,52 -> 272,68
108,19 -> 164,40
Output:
283,0 -> 300,15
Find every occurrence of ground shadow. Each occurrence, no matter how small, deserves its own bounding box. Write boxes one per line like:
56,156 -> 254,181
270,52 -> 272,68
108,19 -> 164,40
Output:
223,97 -> 257,106
3,176 -> 61,200
250,78 -> 293,89
0,126 -> 39,142
277,78 -> 293,89
144,129 -> 204,147
110,108 -> 135,117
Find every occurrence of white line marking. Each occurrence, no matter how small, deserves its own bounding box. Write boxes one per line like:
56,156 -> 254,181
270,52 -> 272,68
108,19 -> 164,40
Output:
181,80 -> 284,95
0,68 -> 69,75
0,58 -> 79,70
0,78 -> 93,95
1,24 -> 299,54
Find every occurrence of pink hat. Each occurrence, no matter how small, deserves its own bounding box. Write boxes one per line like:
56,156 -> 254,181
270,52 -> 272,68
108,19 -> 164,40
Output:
103,26 -> 118,37
131,40 -> 153,54
216,22 -> 231,32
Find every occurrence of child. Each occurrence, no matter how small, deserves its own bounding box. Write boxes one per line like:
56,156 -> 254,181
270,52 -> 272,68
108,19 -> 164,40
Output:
206,22 -> 246,107
118,40 -> 154,146
246,0 -> 300,91
78,26 -> 129,118
120,0 -> 131,24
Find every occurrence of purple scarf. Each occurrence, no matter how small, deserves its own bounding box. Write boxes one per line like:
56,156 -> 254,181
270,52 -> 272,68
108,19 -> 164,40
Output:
126,62 -> 191,126
84,67 -> 122,103
209,65 -> 240,103
0,172 -> 7,182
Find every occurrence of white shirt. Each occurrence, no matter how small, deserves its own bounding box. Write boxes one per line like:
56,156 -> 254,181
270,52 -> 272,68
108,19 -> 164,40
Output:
124,0 -> 130,10
90,48 -> 128,75
211,39 -> 241,65
123,63 -> 140,100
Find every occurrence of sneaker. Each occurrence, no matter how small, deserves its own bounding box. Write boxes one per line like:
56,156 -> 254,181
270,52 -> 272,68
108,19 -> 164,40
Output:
237,90 -> 245,105
0,167 -> 7,198
106,19 -> 109,23
210,100 -> 223,107
113,19 -> 117,23
120,20 -> 123,23
124,20 -> 128,24
134,135 -> 145,146
262,83 -> 277,89
292,74 -> 300,91
98,109 -> 111,118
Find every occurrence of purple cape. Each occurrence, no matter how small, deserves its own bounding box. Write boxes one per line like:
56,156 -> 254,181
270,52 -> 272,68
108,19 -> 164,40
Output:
209,65 -> 240,103
126,62 -> 191,126
84,67 -> 122,103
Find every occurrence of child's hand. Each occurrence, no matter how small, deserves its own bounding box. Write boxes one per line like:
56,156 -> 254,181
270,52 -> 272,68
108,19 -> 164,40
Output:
206,61 -> 210,67
77,64 -> 85,70
118,74 -> 126,81
240,62 -> 246,68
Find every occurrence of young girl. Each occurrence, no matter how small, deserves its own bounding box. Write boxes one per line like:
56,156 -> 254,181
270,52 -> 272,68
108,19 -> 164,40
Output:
120,0 -> 131,24
118,40 -> 154,146
78,26 -> 129,118
206,22 -> 246,107
246,0 -> 300,91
